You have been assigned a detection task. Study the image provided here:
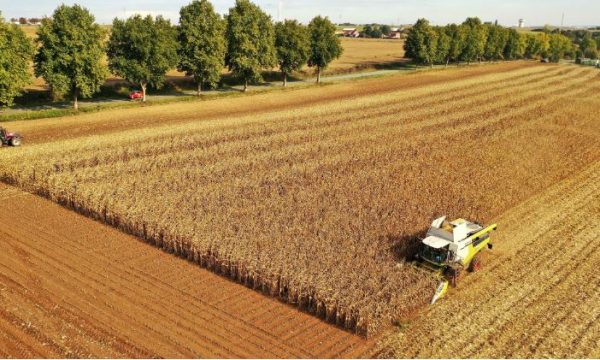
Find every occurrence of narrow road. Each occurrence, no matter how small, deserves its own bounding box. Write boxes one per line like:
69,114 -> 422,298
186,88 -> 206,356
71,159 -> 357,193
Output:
3,69 -> 403,115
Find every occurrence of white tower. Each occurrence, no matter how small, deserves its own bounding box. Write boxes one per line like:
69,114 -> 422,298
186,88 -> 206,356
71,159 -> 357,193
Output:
518,19 -> 525,28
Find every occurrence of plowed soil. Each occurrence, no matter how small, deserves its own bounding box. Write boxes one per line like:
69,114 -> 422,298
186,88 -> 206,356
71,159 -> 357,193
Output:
377,160 -> 600,358
0,185 -> 374,358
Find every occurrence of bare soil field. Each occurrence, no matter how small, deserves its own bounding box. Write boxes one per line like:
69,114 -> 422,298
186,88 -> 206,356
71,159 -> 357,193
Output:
377,159 -> 600,358
0,184 -> 373,358
1,62 -> 598,338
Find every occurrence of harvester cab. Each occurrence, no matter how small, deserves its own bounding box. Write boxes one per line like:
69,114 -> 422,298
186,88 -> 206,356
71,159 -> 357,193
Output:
0,127 -> 22,147
415,216 -> 497,305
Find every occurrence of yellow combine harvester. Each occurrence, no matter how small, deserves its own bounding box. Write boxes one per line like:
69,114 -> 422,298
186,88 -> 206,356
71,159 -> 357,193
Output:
415,216 -> 497,305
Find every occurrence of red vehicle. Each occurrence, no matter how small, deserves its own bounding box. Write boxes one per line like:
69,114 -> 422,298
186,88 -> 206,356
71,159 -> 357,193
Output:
0,127 -> 22,147
129,90 -> 143,100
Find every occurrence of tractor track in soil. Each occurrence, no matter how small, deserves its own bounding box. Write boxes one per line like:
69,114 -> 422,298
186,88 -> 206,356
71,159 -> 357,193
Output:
0,185 -> 375,358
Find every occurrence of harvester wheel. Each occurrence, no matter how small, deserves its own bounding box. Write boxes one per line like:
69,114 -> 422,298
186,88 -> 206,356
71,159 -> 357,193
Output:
10,137 -> 21,147
469,256 -> 482,272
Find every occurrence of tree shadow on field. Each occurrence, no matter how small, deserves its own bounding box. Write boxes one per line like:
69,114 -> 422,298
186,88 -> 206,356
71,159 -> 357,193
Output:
372,59 -> 413,71
387,230 -> 426,263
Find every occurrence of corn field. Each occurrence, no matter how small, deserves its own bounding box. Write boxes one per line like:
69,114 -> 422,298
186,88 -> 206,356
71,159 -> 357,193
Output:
1,64 -> 598,337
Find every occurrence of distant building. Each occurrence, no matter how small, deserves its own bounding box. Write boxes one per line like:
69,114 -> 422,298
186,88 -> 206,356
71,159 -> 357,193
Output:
518,19 -> 525,28
342,28 -> 360,38
387,28 -> 402,39
381,27 -> 405,39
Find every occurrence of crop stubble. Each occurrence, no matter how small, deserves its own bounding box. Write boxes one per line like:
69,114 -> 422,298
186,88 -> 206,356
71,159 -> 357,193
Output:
0,63 -> 598,337
377,158 -> 600,358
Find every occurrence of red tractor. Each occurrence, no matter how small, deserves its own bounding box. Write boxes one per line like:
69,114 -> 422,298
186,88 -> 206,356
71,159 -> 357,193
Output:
0,127 -> 22,147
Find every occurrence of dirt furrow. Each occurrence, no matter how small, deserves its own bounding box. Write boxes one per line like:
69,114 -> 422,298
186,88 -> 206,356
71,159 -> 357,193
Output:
0,214 -> 315,358
0,186 -> 373,358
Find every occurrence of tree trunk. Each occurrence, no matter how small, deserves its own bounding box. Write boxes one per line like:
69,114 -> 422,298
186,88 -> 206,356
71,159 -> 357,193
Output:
73,88 -> 79,110
197,82 -> 202,97
446,58 -> 450,67
283,72 -> 287,87
316,67 -> 321,84
243,79 -> 248,92
141,82 -> 147,102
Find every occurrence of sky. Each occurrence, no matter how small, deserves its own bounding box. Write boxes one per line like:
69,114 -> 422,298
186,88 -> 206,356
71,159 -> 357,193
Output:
2,0 -> 599,27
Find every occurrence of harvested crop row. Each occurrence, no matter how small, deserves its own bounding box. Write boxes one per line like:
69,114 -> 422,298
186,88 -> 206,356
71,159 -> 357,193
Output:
377,154 -> 600,358
7,62 -> 544,145
1,64 -> 598,336
35,65 -> 573,172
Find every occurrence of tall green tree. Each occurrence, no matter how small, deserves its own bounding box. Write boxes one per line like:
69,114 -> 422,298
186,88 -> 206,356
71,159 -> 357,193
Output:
434,26 -> 451,65
445,24 -> 466,64
366,25 -> 383,38
178,0 -> 227,96
363,24 -> 384,38
274,20 -> 310,87
34,4 -> 107,109
0,14 -> 34,107
225,0 -> 276,92
524,33 -> 545,59
108,15 -> 178,102
484,25 -> 508,61
538,33 -> 552,59
404,19 -> 438,67
548,33 -> 574,62
308,16 -> 343,83
460,17 -> 487,63
380,25 -> 392,37
503,29 -> 526,60
580,33 -> 599,59
363,24 -> 374,38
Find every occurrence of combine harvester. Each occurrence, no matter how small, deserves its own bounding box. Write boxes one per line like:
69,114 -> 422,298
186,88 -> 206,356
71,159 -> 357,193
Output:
415,216 -> 497,304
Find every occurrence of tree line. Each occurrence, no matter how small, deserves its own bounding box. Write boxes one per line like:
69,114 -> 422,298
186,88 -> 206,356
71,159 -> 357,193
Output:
362,24 -> 394,38
0,0 -> 343,108
10,17 -> 43,25
405,17 -> 577,67
555,29 -> 599,59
